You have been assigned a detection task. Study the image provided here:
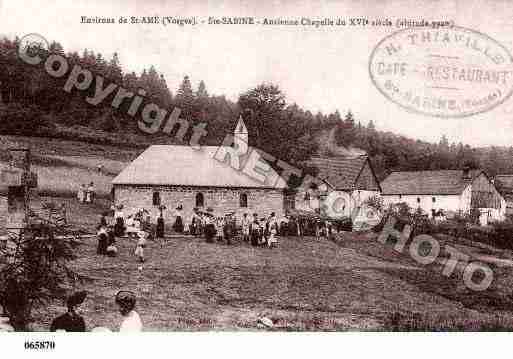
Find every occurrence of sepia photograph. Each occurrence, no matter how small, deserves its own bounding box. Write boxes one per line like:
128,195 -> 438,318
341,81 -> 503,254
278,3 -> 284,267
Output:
1,0 -> 513,356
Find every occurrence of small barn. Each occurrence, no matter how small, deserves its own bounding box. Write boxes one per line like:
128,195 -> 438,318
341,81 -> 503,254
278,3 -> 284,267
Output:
381,168 -> 506,225
288,155 -> 382,227
112,117 -> 287,223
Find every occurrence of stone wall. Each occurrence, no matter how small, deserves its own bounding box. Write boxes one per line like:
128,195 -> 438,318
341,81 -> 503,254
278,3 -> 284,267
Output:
114,185 -> 285,224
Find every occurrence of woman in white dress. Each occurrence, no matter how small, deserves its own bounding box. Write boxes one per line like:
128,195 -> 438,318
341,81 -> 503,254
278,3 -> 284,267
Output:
115,291 -> 143,332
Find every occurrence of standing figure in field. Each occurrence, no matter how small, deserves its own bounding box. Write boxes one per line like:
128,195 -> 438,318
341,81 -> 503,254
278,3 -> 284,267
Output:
156,212 -> 165,239
223,213 -> 236,245
279,215 -> 288,236
215,216 -> 224,242
173,205 -> 184,233
204,208 -> 216,243
134,230 -> 147,263
99,211 -> 108,228
97,226 -> 109,255
115,291 -> 143,332
267,212 -> 279,248
189,209 -> 198,236
77,184 -> 85,203
241,213 -> 250,242
50,291 -> 87,332
250,213 -> 260,247
259,218 -> 268,246
87,182 -> 95,204
114,205 -> 126,237
106,227 -> 118,257
198,212 -> 205,236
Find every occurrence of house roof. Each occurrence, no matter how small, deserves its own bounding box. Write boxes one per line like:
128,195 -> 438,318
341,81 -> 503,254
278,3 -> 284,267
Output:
307,155 -> 377,191
112,145 -> 286,189
495,175 -> 513,191
381,169 -> 483,195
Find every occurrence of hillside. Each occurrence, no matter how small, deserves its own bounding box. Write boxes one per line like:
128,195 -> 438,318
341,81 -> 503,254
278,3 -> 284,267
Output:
0,135 -> 133,198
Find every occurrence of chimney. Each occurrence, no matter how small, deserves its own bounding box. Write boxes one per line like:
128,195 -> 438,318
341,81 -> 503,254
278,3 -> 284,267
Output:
462,166 -> 471,180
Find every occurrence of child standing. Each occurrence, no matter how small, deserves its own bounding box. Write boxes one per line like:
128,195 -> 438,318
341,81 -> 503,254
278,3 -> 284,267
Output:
134,231 -> 147,263
241,213 -> 250,242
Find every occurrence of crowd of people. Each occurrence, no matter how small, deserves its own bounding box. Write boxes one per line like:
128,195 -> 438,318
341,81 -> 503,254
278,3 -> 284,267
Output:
44,203 -> 340,333
76,182 -> 96,204
96,204 -> 338,259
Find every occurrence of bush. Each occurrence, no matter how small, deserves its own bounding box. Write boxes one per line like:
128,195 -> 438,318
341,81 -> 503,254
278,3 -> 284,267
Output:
332,217 -> 352,232
384,311 -> 513,331
372,202 -> 436,238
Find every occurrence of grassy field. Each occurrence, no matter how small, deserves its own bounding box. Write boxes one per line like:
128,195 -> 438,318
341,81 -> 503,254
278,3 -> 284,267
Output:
3,135 -> 513,331
25,196 -> 513,331
0,135 -> 132,198
27,227 -> 513,332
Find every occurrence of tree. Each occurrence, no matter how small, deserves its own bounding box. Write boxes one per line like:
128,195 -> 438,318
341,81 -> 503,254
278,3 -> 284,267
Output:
196,80 -> 208,99
175,75 -> 195,120
0,223 -> 78,330
238,83 -> 286,149
107,52 -> 123,85
367,120 -> 375,130
344,110 -> 355,127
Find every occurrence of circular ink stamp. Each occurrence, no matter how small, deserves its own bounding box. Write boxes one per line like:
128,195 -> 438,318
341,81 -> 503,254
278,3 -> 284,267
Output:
369,26 -> 513,118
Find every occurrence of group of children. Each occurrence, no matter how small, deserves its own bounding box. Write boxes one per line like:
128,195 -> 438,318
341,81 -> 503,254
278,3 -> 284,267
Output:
98,206 -> 157,263
77,182 -> 96,204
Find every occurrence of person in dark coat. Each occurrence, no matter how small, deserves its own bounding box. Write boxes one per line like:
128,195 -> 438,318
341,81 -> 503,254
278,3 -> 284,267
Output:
50,291 -> 87,332
156,214 -> 165,239
204,208 -> 216,243
114,216 -> 125,237
173,205 -> 184,233
100,212 -> 108,227
97,226 -> 109,255
223,213 -> 236,245
250,213 -> 260,246
288,216 -> 298,236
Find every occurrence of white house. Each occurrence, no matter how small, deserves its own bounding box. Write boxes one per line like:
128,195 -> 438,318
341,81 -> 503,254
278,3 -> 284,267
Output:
494,174 -> 513,215
381,168 -> 506,225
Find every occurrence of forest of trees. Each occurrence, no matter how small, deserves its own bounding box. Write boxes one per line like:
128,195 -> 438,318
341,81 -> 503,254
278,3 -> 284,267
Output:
333,110 -> 513,179
1,35 -> 512,182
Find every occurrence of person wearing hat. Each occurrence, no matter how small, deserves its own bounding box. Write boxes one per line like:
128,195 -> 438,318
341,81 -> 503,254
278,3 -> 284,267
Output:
250,213 -> 261,246
134,231 -> 147,263
204,208 -> 216,243
50,291 -> 87,332
115,291 -> 142,332
156,212 -> 165,239
241,213 -> 250,242
114,205 -> 125,237
173,205 -> 184,233
223,213 -> 236,245
267,212 -> 279,248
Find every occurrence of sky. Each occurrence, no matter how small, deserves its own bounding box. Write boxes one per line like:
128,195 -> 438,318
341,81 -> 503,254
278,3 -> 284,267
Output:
1,0 -> 513,147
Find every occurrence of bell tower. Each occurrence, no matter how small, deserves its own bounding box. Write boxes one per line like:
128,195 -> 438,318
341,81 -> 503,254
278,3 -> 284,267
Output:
234,115 -> 248,149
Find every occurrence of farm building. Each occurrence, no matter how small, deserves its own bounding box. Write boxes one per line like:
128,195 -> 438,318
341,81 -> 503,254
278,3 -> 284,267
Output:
381,169 -> 506,225
287,155 -> 382,228
112,117 -> 287,223
494,174 -> 513,215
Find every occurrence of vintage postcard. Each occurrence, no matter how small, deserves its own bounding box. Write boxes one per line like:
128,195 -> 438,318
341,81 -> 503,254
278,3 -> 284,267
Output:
0,0 -> 513,356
